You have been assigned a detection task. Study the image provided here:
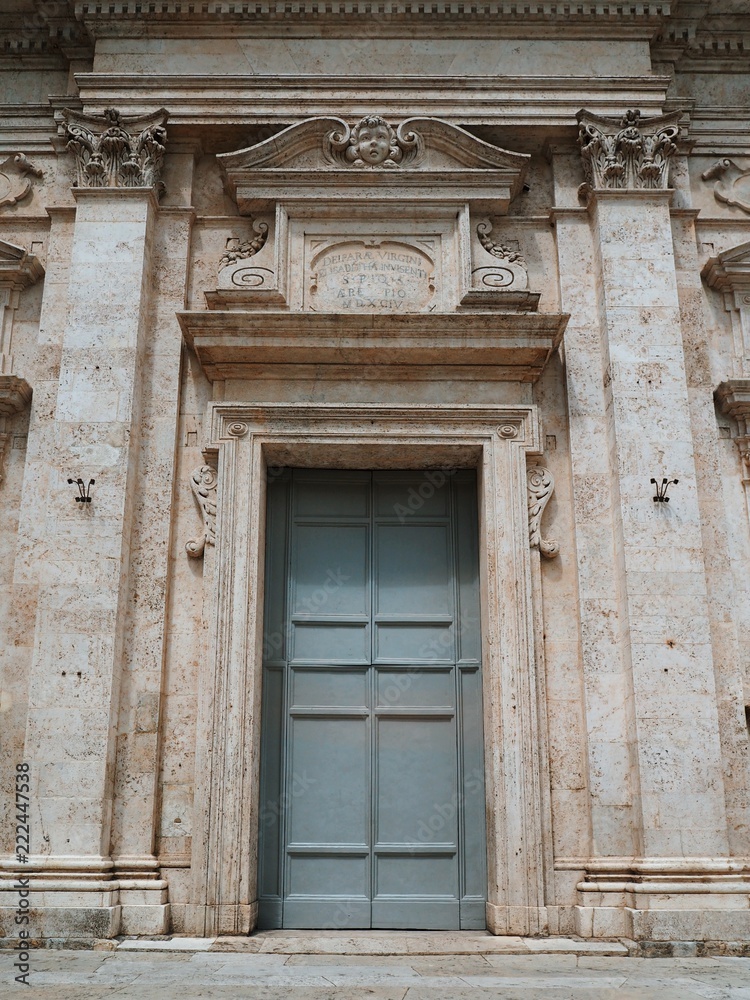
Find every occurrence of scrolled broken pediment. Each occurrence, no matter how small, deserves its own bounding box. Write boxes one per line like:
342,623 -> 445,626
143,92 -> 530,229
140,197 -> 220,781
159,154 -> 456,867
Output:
218,115 -> 530,212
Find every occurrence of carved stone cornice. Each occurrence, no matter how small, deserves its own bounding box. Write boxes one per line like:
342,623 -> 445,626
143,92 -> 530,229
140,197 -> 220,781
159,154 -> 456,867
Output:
703,242 -> 750,379
0,240 -> 44,378
57,107 -> 168,193
0,239 -> 45,291
75,1 -> 672,29
716,380 -> 750,483
577,108 -> 682,193
0,375 -> 32,417
702,241 -> 750,299
0,374 -> 32,485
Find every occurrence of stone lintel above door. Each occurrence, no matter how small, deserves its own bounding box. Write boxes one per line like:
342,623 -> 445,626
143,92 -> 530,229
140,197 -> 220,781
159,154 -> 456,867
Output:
177,309 -> 568,384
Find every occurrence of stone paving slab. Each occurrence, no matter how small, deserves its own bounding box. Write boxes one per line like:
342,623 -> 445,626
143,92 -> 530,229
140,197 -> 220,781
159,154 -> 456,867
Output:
1,950 -> 749,998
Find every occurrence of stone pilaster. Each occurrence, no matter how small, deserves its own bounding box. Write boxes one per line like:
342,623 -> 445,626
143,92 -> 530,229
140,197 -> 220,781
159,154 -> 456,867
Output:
573,110 -> 750,941
0,109 -> 169,940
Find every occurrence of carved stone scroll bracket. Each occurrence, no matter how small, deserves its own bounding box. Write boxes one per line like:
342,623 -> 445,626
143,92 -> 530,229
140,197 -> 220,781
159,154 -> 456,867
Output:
473,218 -> 529,292
702,159 -> 750,215
186,464 -> 218,558
58,107 -> 168,194
0,374 -> 32,485
527,465 -> 559,559
0,153 -> 44,210
215,216 -> 278,298
576,108 -> 683,194
716,380 -> 750,486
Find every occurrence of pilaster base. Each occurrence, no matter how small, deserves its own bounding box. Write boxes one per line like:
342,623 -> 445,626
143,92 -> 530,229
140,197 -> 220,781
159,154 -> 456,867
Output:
0,858 -> 171,940
575,859 -> 750,941
485,902 -> 549,936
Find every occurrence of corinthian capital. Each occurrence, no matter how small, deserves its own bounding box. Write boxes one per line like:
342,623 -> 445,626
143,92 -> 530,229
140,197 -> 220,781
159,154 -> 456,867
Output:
59,107 -> 168,194
576,108 -> 682,193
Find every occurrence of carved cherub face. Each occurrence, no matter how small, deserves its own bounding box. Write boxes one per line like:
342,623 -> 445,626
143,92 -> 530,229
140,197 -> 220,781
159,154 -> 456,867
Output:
346,116 -> 399,167
356,122 -> 391,164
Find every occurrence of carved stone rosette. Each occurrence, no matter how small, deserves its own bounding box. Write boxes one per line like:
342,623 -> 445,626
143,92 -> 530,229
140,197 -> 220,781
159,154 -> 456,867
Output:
186,465 -> 218,558
59,107 -> 168,192
527,466 -> 559,558
577,109 -> 681,192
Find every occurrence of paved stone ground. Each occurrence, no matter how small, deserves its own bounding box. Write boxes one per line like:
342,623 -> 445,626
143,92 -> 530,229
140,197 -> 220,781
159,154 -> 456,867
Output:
1,950 -> 749,998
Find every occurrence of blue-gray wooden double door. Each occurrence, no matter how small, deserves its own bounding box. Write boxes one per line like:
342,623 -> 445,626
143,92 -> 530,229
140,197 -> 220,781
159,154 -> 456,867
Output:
258,470 -> 487,929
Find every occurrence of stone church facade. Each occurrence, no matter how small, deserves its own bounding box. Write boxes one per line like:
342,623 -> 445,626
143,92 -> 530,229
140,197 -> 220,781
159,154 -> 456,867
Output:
1,0 -> 750,946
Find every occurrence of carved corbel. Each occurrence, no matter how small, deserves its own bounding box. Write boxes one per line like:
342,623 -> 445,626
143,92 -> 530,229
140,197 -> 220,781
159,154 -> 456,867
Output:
186,465 -> 218,558
527,466 -> 559,558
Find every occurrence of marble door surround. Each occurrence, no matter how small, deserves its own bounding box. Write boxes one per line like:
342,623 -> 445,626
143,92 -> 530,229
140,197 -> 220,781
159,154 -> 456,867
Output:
187,401 -> 553,938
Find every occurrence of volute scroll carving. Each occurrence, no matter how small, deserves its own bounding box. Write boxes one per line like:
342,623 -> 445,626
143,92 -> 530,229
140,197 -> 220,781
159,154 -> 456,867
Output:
527,466 -> 559,559
186,465 -> 218,559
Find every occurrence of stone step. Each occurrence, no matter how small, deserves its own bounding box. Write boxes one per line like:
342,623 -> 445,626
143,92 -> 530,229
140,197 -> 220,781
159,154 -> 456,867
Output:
116,933 -> 631,957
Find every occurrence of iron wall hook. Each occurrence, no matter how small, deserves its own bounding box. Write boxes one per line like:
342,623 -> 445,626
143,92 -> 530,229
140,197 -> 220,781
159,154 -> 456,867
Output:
68,477 -> 95,503
651,477 -> 678,503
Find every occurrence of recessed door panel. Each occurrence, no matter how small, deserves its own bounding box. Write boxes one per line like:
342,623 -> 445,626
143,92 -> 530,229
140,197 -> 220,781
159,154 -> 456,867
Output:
258,469 -> 486,930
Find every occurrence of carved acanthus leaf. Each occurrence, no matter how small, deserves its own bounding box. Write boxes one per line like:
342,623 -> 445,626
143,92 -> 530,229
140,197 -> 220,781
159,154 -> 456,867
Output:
0,153 -> 44,210
60,107 -> 168,192
477,221 -> 526,265
186,465 -> 218,558
527,466 -> 559,559
577,109 -> 682,192
326,115 -> 423,169
702,159 -> 750,215
219,221 -> 269,270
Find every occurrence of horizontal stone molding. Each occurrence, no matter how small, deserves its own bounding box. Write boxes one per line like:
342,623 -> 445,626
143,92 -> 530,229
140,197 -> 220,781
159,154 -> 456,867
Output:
178,310 -> 567,384
74,74 -> 671,128
75,2 -> 672,25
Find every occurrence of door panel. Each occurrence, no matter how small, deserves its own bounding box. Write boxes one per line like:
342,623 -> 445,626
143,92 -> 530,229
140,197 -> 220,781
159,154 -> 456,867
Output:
258,469 -> 486,930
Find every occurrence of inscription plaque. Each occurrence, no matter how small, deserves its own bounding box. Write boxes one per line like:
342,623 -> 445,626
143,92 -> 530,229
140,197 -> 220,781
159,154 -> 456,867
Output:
308,239 -> 435,312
